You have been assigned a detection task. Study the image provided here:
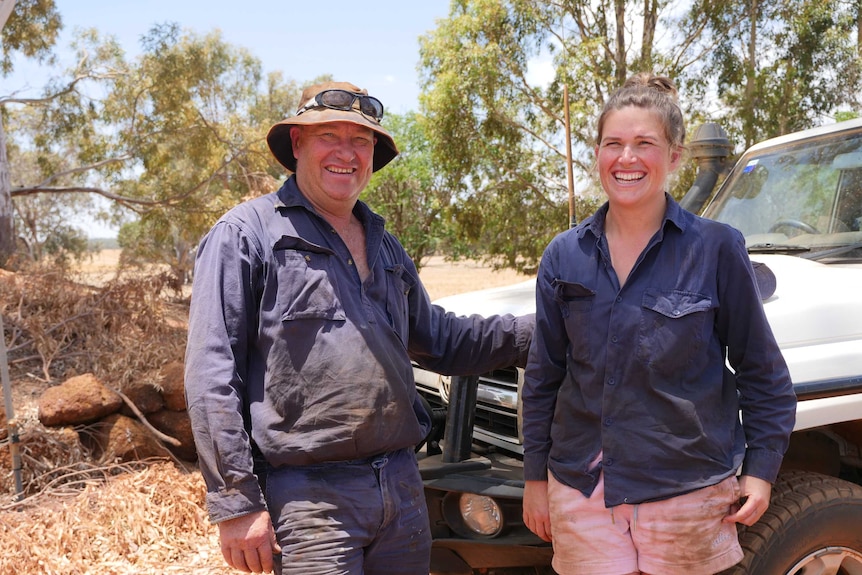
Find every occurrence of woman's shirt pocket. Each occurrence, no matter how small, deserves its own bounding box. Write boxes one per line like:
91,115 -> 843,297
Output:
638,288 -> 713,379
553,279 -> 596,363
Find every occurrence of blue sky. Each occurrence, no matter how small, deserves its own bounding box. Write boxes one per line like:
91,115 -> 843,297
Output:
9,0 -> 451,112
6,0 -> 452,236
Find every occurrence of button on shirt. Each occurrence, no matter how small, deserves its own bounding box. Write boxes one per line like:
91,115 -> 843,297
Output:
185,176 -> 533,523
522,196 -> 796,507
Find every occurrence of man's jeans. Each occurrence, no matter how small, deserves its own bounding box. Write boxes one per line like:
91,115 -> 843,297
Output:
266,448 -> 432,575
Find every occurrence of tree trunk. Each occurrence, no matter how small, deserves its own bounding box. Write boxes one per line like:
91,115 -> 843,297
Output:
857,1 -> 861,56
615,0 -> 627,85
0,112 -> 14,267
0,0 -> 16,29
641,0 -> 657,68
0,0 -> 17,267
745,0 -> 759,148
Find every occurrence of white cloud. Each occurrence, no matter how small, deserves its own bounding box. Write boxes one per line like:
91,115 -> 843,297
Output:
526,55 -> 555,89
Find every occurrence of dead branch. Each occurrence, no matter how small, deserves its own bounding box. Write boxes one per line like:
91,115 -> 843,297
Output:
113,388 -> 181,447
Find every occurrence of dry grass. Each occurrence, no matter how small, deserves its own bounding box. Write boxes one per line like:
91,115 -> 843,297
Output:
0,249 -> 531,575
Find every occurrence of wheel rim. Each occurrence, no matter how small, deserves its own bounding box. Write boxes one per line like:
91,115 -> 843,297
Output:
787,546 -> 862,575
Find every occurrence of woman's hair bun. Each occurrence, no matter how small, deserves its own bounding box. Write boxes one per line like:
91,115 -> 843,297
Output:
622,72 -> 678,100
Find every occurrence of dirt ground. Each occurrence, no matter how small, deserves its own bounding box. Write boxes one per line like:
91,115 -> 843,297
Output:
0,249 -> 532,575
77,249 -> 530,301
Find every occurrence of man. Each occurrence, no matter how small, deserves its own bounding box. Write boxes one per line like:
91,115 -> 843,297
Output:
184,81 -> 534,575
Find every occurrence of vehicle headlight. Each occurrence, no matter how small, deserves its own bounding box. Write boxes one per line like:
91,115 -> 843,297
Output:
458,493 -> 504,537
438,375 -> 451,404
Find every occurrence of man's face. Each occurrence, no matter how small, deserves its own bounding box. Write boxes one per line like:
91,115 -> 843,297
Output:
291,122 -> 376,212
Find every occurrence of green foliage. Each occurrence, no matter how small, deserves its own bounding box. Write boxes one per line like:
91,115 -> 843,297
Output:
5,23 -> 303,278
105,24 -> 283,281
0,0 -> 62,75
417,0 -> 862,269
5,107 -> 94,266
836,110 -> 860,123
5,1 -> 862,276
417,0 -> 704,269
696,0 -> 862,147
361,112 -> 451,269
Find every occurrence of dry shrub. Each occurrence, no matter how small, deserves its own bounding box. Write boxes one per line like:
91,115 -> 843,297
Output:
0,265 -> 222,573
0,264 -> 186,387
0,461 -> 231,575
0,426 -> 90,498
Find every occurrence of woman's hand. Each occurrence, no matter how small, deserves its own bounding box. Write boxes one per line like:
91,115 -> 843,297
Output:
523,480 -> 553,542
724,475 -> 772,527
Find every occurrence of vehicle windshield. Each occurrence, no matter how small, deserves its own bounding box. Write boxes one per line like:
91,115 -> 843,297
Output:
703,126 -> 862,261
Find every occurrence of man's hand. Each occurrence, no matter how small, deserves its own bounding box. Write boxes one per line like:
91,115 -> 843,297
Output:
523,480 -> 552,542
724,475 -> 772,527
218,510 -> 282,573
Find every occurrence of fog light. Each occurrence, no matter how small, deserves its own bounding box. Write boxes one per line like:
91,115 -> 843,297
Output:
459,493 -> 504,536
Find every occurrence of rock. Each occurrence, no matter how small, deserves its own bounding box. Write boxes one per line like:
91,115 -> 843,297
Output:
159,361 -> 186,411
38,373 -> 123,427
93,413 -> 166,463
119,380 -> 165,416
148,409 -> 197,461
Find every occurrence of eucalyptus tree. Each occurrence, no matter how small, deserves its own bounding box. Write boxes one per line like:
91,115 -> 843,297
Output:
104,24 -> 299,283
417,0 -> 715,272
4,22 -> 303,279
418,0 -> 862,271
4,106 -> 91,264
0,0 -> 61,265
692,0 -> 862,148
361,111 -> 459,270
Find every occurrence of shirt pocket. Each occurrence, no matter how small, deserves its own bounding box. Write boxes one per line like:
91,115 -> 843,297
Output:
638,289 -> 712,379
553,279 -> 596,363
272,236 -> 345,322
385,264 -> 415,347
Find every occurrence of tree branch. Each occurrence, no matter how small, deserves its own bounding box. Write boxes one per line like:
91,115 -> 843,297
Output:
10,185 -> 162,208
112,388 -> 182,447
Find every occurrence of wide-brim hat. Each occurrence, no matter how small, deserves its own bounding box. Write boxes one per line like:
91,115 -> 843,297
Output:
266,81 -> 399,173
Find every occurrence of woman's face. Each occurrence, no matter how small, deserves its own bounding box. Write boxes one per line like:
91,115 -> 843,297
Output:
595,106 -> 681,209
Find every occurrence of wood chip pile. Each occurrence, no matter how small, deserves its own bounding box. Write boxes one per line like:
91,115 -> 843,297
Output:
0,265 -> 235,573
0,460 -> 233,574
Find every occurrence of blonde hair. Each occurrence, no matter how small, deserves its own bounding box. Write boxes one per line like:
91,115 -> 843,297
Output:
596,73 -> 685,149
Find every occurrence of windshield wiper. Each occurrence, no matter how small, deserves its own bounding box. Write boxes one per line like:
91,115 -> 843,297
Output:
802,241 -> 862,261
747,243 -> 811,254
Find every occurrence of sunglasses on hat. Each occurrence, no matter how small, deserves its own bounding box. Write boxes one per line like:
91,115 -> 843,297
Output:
295,89 -> 385,123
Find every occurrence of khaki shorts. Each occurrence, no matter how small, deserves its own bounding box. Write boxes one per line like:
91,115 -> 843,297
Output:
547,472 -> 744,575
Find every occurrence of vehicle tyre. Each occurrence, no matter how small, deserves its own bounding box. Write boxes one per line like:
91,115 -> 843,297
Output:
722,470 -> 862,575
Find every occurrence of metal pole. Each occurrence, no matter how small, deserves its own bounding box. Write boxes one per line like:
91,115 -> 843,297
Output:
3,1 -> 28,499
440,375 -> 479,463
564,84 -> 576,229
0,313 -> 24,499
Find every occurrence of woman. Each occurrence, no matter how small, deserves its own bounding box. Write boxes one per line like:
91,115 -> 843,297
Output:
521,73 -> 796,575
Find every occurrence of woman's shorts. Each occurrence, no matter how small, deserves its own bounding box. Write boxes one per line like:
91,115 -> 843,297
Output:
547,471 -> 744,575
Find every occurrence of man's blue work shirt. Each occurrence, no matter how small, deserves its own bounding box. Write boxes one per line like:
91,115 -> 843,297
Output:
185,176 -> 532,523
522,196 -> 796,507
